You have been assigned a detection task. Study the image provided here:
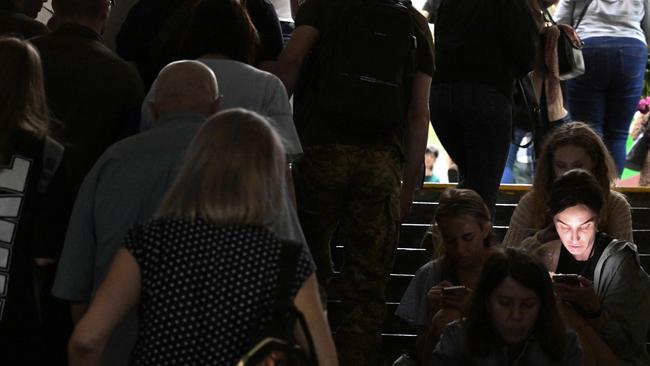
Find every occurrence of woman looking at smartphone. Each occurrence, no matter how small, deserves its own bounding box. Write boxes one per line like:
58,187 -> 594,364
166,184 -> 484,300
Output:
432,248 -> 583,365
534,169 -> 650,366
395,188 -> 495,363
503,122 -> 632,250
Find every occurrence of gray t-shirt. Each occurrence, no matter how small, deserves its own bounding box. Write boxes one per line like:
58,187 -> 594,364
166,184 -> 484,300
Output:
141,58 -> 302,159
554,0 -> 650,44
395,258 -> 455,327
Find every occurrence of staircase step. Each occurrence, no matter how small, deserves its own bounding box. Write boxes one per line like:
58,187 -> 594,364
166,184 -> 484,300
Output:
333,246 -> 430,274
329,272 -> 412,303
327,301 -> 410,336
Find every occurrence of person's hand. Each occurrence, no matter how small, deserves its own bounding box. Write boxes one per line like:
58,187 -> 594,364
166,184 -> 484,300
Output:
256,352 -> 285,366
427,282 -> 472,311
440,287 -> 472,309
554,276 -> 601,316
427,281 -> 453,313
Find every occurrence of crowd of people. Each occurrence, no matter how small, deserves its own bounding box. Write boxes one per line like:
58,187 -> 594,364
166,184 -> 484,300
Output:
1,0 -> 650,365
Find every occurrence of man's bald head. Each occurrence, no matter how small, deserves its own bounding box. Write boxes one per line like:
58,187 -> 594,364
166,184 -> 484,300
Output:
150,60 -> 220,119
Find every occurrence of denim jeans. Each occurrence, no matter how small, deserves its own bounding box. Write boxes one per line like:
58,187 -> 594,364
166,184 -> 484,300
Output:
566,36 -> 647,175
502,129 -> 530,184
431,83 -> 512,215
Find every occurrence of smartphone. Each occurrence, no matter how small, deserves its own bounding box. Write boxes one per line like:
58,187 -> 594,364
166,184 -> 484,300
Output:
552,274 -> 580,286
442,285 -> 467,295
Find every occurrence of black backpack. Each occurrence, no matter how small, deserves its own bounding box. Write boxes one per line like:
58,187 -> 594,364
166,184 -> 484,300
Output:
305,0 -> 419,130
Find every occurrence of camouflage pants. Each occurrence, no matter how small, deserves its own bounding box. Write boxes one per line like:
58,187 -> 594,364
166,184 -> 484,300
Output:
294,145 -> 401,366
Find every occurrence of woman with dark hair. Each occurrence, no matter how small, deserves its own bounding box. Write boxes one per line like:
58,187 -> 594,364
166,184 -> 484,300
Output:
432,248 -> 583,365
140,0 -> 302,161
503,122 -> 631,249
395,188 -> 494,363
429,0 -> 538,215
68,109 -> 337,366
532,169 -> 650,366
0,36 -> 71,364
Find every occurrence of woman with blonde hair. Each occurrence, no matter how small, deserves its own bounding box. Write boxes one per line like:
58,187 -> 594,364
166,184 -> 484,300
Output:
68,109 -> 337,366
503,121 -> 631,249
395,188 -> 495,364
0,36 -> 71,364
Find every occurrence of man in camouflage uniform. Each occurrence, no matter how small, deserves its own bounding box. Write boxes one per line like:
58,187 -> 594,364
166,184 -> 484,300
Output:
273,0 -> 433,364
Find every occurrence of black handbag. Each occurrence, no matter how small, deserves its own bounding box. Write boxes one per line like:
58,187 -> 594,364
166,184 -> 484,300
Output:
237,241 -> 317,366
542,0 -> 592,80
625,126 -> 650,171
512,74 -> 542,148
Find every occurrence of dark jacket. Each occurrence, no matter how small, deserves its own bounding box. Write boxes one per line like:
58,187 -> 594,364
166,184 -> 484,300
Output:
433,0 -> 538,98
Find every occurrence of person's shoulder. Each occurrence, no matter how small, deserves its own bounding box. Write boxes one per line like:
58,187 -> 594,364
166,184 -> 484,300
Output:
510,191 -> 535,220
607,190 -> 631,209
438,319 -> 467,344
599,233 -> 640,267
3,12 -> 49,38
415,257 -> 445,275
295,0 -> 339,28
413,259 -> 437,277
518,190 -> 535,205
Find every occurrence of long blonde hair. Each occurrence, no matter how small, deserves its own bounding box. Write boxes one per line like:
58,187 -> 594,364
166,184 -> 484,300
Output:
157,109 -> 286,226
0,37 -> 48,160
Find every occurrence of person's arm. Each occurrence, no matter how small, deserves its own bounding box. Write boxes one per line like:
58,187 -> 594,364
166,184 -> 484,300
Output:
293,274 -> 338,366
273,25 -> 320,96
51,164 -> 101,312
605,192 -> 633,243
262,74 -> 303,158
502,193 -> 536,248
430,323 -> 466,365
503,0 -> 538,77
594,250 -> 649,361
400,72 -> 432,220
71,303 -> 89,324
643,0 -> 650,47
290,0 -> 302,21
68,249 -> 141,366
552,0 -> 573,25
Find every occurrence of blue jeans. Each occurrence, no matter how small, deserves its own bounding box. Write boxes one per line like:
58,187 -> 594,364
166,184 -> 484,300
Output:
566,37 -> 647,175
502,129 -> 533,184
431,83 -> 512,215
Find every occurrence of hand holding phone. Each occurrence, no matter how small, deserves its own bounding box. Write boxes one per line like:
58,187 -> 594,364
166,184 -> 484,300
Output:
441,285 -> 468,296
552,274 -> 580,286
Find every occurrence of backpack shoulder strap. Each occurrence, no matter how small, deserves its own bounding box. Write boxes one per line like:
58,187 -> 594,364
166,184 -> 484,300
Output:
38,136 -> 64,194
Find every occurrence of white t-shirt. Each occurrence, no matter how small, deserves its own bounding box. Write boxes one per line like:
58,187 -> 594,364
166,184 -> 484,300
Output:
269,0 -> 292,23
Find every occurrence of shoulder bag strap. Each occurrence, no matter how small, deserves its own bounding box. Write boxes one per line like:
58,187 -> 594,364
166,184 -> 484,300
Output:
542,0 -> 591,30
275,240 -> 317,362
571,0 -> 592,30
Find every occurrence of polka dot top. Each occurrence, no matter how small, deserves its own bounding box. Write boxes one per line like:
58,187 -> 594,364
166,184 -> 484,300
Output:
123,217 -> 315,366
